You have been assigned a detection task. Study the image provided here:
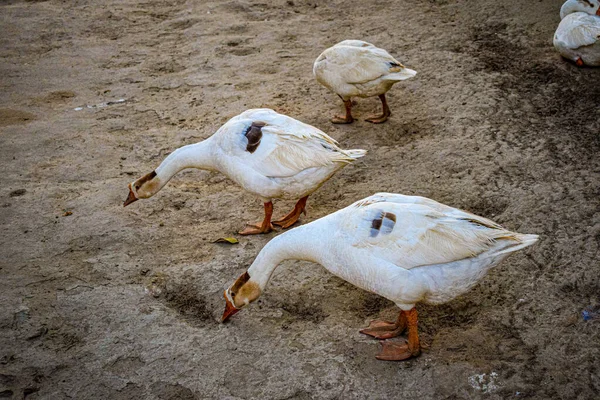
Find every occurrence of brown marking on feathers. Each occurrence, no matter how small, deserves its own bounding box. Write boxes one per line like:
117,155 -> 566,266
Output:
234,281 -> 261,308
494,234 -> 519,241
230,271 -> 261,308
231,271 -> 250,294
370,211 -> 396,237
371,218 -> 383,232
245,122 -> 265,153
389,61 -> 405,73
354,198 -> 382,208
135,170 -> 157,190
461,217 -> 501,230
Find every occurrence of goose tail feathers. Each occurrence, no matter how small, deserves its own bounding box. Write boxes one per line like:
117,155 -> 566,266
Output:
494,233 -> 539,257
386,68 -> 417,81
344,149 -> 368,161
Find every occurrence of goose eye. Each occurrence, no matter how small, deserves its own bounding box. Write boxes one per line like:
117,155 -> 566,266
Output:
231,292 -> 236,298
135,184 -> 140,190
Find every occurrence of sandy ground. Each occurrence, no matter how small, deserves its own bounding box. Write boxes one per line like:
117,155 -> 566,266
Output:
1,0 -> 599,398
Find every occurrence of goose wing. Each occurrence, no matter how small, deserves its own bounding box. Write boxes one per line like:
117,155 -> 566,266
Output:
323,44 -> 407,85
555,13 -> 600,49
225,109 -> 362,178
337,194 -> 517,269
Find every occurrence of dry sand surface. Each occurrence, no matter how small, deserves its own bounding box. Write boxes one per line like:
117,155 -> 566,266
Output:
1,0 -> 599,398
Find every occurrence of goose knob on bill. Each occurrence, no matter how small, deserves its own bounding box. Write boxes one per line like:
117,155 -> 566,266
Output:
554,0 -> 600,66
123,109 -> 366,235
313,40 -> 417,124
222,193 -> 538,361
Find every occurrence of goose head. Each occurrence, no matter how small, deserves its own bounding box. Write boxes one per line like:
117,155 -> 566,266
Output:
560,0 -> 600,19
222,271 -> 262,322
123,170 -> 161,206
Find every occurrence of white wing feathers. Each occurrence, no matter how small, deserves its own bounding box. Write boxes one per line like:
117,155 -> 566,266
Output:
342,194 -> 529,269
555,13 -> 600,49
253,125 -> 361,178
229,110 -> 365,178
325,43 -> 410,85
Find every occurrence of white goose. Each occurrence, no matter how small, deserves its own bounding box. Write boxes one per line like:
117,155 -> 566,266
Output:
222,193 -> 538,361
313,40 -> 417,124
554,0 -> 600,66
124,109 -> 366,235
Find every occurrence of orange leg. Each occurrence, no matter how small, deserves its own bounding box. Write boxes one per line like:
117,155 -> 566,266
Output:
365,94 -> 391,124
239,201 -> 274,235
360,311 -> 407,340
331,99 -> 354,124
272,196 -> 308,229
369,308 -> 421,361
575,57 -> 584,67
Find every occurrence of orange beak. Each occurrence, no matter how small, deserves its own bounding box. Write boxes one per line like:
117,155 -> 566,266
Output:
123,184 -> 138,207
597,7 -> 600,16
222,290 -> 240,322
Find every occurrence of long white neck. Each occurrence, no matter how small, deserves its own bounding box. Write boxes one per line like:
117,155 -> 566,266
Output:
248,224 -> 324,290
154,138 -> 217,189
560,0 -> 590,18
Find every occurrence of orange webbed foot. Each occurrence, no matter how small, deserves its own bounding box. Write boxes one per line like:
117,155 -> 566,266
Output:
375,341 -> 419,361
365,94 -> 391,124
367,308 -> 420,361
331,115 -> 354,124
272,197 -> 308,229
271,216 -> 299,229
239,222 -> 275,235
364,114 -> 389,124
331,99 -> 353,124
360,319 -> 406,339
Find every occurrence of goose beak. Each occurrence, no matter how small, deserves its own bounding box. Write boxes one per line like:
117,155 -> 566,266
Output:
597,8 -> 600,16
222,290 -> 240,322
123,184 -> 138,207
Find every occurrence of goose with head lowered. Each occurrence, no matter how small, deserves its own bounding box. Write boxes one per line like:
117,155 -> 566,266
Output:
124,109 -> 366,235
222,193 -> 538,360
313,40 -> 417,124
554,0 -> 600,66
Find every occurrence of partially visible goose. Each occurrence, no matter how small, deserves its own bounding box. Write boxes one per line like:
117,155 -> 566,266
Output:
124,109 -> 366,235
313,40 -> 417,124
554,0 -> 600,66
222,193 -> 538,360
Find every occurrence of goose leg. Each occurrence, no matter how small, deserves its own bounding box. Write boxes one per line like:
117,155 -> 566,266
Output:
331,99 -> 354,124
375,308 -> 421,361
239,201 -> 275,235
272,196 -> 308,229
576,57 -> 584,67
360,311 -> 407,340
365,94 -> 391,124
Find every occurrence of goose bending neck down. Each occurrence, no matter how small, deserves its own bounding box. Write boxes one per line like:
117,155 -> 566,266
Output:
123,109 -> 366,235
124,140 -> 217,207
222,193 -> 539,361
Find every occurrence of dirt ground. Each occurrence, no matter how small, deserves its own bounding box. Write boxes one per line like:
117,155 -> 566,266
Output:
1,0 -> 599,398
